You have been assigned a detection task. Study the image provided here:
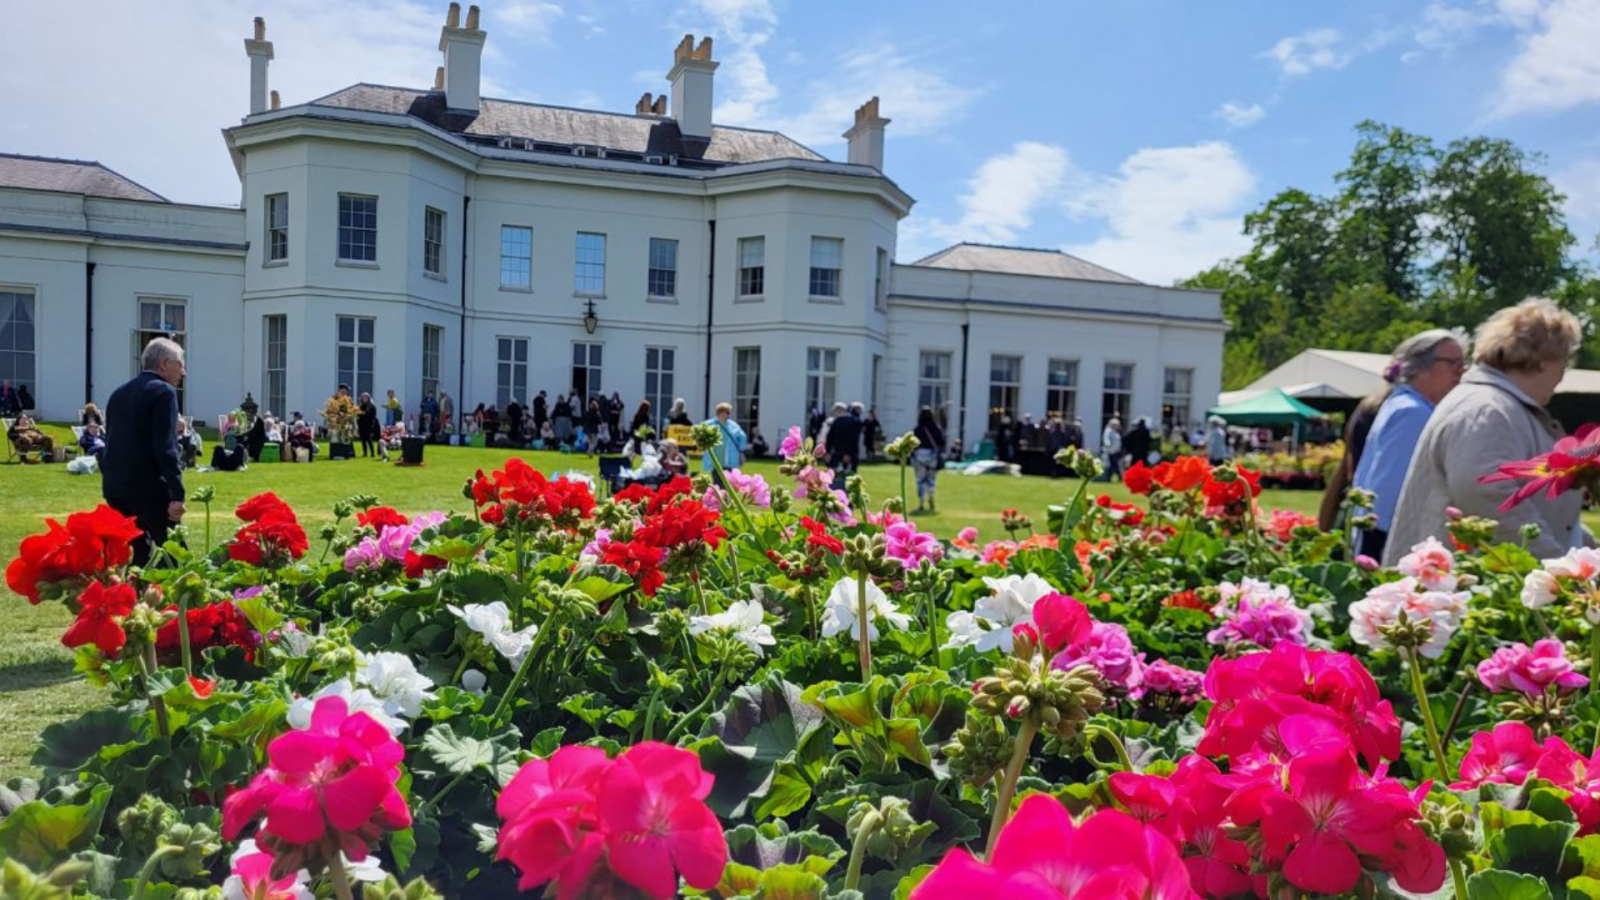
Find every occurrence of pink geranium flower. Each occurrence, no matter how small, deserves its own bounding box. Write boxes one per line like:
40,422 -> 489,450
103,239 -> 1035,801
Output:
496,742 -> 727,900
703,470 -> 771,511
223,840 -> 312,900
911,795 -> 1196,899
1032,592 -> 1092,652
1453,721 -> 1546,789
884,521 -> 943,570
779,425 -> 803,459
1536,737 -> 1600,832
222,695 -> 410,865
1480,423 -> 1600,511
1052,621 -> 1144,696
1478,639 -> 1589,697
1110,756 -> 1254,898
1395,537 -> 1458,591
1240,748 -> 1445,895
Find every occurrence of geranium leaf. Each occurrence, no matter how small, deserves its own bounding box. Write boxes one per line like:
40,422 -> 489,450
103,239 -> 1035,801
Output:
32,710 -> 142,775
1466,870 -> 1553,900
0,782 -> 111,870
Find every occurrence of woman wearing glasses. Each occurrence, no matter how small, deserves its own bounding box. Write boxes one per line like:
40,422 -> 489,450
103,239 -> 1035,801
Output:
1349,328 -> 1468,561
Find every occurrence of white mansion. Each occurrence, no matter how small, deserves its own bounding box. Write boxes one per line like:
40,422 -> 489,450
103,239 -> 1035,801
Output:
0,5 -> 1224,452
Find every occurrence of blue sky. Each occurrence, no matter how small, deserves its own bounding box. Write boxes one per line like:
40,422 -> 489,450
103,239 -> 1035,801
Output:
3,0 -> 1598,284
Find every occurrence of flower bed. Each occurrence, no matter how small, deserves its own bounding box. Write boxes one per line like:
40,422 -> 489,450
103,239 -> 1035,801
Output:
2,432 -> 1597,899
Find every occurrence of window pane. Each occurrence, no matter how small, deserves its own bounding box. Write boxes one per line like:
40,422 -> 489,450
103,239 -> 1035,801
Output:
740,237 -> 764,267
500,226 -> 532,289
575,232 -> 606,294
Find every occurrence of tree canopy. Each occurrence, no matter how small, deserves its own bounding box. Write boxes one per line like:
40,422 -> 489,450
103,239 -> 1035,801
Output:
1187,121 -> 1590,389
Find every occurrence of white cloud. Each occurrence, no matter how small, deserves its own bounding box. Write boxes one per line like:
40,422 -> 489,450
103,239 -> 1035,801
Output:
1553,158 -> 1600,238
1413,1 -> 1495,52
496,2 -> 563,39
1490,0 -> 1600,117
679,0 -> 977,150
1263,28 -> 1350,76
1064,142 -> 1257,285
1213,102 -> 1266,128
898,141 -> 1256,283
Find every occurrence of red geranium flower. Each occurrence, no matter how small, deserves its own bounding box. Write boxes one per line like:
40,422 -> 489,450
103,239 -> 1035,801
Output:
156,601 -> 260,665
614,477 -> 695,514
403,551 -> 448,579
188,675 -> 216,699
356,506 -> 409,530
1154,456 -> 1211,493
637,501 -> 727,551
61,581 -> 138,657
471,459 -> 596,529
1123,461 -> 1154,495
601,539 -> 667,597
799,516 -> 843,556
236,492 -> 294,523
1095,494 -> 1145,527
6,505 -> 142,603
1201,467 -> 1262,516
1480,423 -> 1600,511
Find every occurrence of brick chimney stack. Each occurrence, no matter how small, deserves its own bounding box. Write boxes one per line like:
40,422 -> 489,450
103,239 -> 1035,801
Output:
843,97 -> 889,171
667,35 -> 717,140
244,16 -> 274,115
635,92 -> 668,116
438,3 -> 486,114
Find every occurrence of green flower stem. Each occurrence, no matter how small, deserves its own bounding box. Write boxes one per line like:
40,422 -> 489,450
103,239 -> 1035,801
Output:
449,653 -> 472,688
856,569 -> 873,681
1449,859 -> 1469,900
692,568 -> 709,617
641,691 -> 661,741
1589,624 -> 1599,708
1405,647 -> 1451,780
419,767 -> 473,817
129,845 -> 179,900
707,449 -> 770,554
202,500 -> 213,558
1085,724 -> 1134,772
844,807 -> 885,893
490,621 -> 552,726
1055,476 -> 1092,543
662,662 -> 727,745
803,584 -> 819,642
899,458 -> 910,512
140,643 -> 170,739
326,852 -> 355,900
511,523 -> 528,631
924,585 -> 942,666
985,719 -> 1038,859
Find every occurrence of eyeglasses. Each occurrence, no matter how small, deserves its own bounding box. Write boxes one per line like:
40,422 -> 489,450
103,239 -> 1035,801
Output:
1432,356 -> 1466,371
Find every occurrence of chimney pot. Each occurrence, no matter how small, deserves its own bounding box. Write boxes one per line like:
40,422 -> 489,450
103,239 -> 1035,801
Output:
636,92 -> 653,115
653,95 -> 667,115
253,16 -> 265,40
435,66 -> 446,90
446,2 -> 460,27
842,96 -> 889,171
270,90 -> 281,110
465,4 -> 480,28
694,36 -> 713,61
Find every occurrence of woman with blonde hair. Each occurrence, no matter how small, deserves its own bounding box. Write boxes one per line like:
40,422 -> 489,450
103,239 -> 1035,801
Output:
1385,299 -> 1591,563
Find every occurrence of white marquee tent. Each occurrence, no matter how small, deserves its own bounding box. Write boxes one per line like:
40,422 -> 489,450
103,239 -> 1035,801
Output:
1227,348 -> 1600,406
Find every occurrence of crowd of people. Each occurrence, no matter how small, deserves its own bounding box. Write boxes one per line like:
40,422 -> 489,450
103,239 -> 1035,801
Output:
1319,298 -> 1590,562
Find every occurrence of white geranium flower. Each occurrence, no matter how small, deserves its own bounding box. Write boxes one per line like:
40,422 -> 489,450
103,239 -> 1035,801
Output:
1545,547 -> 1600,581
1522,570 -> 1559,608
287,679 -> 407,735
447,601 -> 538,667
1346,577 -> 1465,659
688,599 -> 777,657
821,578 -> 910,641
943,573 -> 1056,653
355,651 -> 437,719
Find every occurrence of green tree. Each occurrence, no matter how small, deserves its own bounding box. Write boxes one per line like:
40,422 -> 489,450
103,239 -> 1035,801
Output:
1334,121 -> 1434,302
1428,136 -> 1574,322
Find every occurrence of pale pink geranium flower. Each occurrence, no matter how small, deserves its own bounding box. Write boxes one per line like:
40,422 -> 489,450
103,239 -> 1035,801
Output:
791,465 -> 832,499
1347,577 -> 1466,659
703,470 -> 771,511
1477,639 -> 1589,697
343,537 -> 383,573
911,796 -> 1195,899
884,521 -> 943,570
1207,579 -> 1314,649
222,840 -> 312,900
1396,537 -> 1458,591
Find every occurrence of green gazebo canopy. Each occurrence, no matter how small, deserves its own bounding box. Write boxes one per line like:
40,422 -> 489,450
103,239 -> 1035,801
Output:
1206,388 -> 1323,426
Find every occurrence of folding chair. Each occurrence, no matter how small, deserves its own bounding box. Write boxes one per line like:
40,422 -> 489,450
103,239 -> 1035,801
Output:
596,455 -> 628,493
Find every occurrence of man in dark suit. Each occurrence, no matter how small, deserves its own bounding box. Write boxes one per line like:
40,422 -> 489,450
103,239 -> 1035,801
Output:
104,338 -> 187,566
824,401 -> 863,490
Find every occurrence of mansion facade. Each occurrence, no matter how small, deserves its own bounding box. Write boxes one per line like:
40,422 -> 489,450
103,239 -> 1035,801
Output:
0,6 -> 1224,452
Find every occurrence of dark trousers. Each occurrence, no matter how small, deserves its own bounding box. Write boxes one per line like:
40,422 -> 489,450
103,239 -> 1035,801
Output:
1356,527 -> 1388,562
105,494 -> 174,568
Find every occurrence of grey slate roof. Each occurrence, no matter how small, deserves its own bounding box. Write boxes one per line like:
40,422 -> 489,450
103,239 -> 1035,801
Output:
0,153 -> 168,202
912,242 -> 1143,285
312,84 -> 825,165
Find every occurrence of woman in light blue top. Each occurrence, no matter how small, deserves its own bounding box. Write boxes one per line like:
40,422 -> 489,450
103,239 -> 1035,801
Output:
1350,329 -> 1467,561
701,402 -> 747,473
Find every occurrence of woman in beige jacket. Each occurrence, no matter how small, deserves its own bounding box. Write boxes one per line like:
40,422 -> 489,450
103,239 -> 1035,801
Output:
1384,299 -> 1590,565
